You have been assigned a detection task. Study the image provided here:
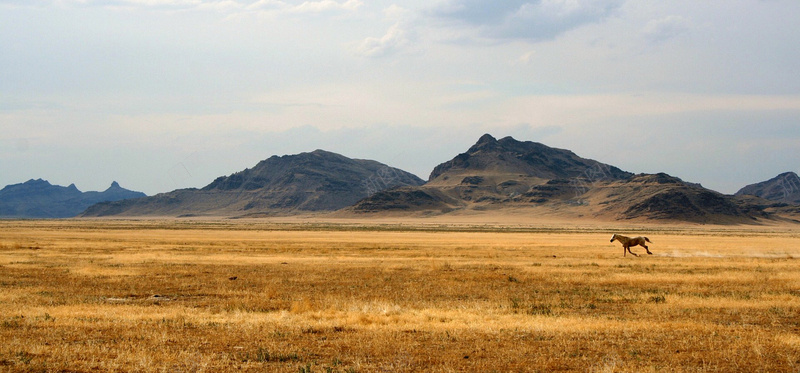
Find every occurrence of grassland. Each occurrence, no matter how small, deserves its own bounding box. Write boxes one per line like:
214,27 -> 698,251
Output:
1,219 -> 800,372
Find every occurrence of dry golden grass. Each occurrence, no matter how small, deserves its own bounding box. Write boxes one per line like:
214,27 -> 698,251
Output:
1,219 -> 800,372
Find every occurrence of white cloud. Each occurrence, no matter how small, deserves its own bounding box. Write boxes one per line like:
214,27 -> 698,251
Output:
430,0 -> 623,42
120,0 -> 201,6
383,4 -> 408,20
288,0 -> 361,13
240,0 -> 285,16
513,50 -> 536,65
356,22 -> 412,58
60,0 -> 205,11
643,15 -> 690,44
198,0 -> 242,12
14,0 -> 362,15
352,4 -> 423,58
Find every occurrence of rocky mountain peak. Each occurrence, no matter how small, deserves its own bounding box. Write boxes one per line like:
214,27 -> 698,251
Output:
429,134 -> 632,182
468,134 -> 499,151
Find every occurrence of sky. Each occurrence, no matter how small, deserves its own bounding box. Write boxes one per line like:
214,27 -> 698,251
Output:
2,0 -> 800,196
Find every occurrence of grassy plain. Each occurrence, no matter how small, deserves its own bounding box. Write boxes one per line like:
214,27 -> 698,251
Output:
1,219 -> 800,372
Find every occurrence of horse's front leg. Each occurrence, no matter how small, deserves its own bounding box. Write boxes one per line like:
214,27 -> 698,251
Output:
627,246 -> 639,257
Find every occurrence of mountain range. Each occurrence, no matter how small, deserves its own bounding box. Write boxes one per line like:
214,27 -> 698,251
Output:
349,135 -> 776,224
81,150 -> 424,217
6,134 -> 799,224
0,179 -> 145,218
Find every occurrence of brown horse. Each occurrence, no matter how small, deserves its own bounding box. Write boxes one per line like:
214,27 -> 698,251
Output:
611,234 -> 653,257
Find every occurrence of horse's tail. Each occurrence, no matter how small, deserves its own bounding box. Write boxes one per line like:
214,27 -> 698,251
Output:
644,237 -> 652,243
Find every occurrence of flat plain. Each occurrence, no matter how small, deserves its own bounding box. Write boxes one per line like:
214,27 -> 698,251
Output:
2,219 -> 800,372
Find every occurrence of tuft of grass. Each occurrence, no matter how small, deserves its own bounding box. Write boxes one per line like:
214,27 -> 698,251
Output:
37,313 -> 55,322
510,297 -> 554,316
1,316 -> 24,329
241,348 -> 301,363
15,351 -> 34,365
527,303 -> 554,316
647,295 -> 667,304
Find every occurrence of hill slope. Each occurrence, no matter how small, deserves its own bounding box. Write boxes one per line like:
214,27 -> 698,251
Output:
0,179 -> 146,218
735,172 -> 800,205
585,173 -> 762,223
82,150 -> 424,217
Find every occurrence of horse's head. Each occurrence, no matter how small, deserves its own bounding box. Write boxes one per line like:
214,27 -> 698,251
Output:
610,234 -> 616,242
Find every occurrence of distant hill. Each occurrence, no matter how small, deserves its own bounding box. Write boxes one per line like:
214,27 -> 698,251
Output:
69,135 -> 800,224
82,150 -> 424,217
0,179 -> 146,218
585,173 -> 762,224
735,172 -> 800,205
349,135 -> 772,224
429,134 -> 632,183
351,134 -> 632,214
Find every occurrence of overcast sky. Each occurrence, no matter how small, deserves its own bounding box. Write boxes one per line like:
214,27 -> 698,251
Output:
2,0 -> 800,195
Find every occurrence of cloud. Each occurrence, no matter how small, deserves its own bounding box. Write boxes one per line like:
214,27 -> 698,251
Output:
197,0 -> 243,12
117,0 -> 201,6
643,15 -> 690,44
383,4 -> 409,20
59,0 -> 206,11
242,0 -> 286,15
430,0 -> 623,42
10,0 -> 362,15
354,4 -> 419,58
513,50 -> 536,65
287,0 -> 361,14
355,22 -> 412,58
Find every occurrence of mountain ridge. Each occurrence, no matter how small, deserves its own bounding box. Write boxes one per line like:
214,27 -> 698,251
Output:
0,179 -> 145,218
7,135 -> 800,224
81,150 -> 424,217
348,135 -> 782,224
735,172 -> 800,205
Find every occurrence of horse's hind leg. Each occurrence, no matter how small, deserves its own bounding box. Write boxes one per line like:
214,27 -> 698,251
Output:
643,244 -> 652,255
